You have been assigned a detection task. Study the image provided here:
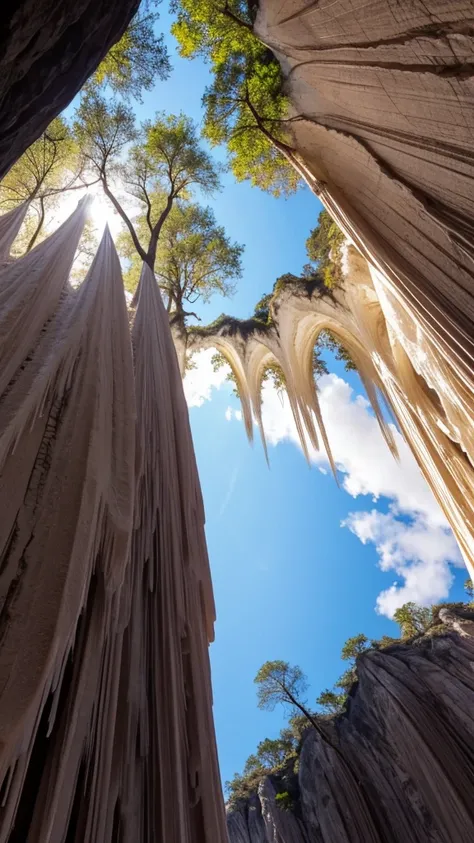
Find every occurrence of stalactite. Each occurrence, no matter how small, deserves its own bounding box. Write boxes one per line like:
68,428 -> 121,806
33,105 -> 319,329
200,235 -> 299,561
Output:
185,241 -> 474,578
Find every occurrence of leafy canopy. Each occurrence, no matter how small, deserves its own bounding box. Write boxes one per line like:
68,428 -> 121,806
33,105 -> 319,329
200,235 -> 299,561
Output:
341,634 -> 370,662
75,99 -> 222,270
119,199 -> 243,308
74,91 -> 137,175
89,7 -> 170,101
306,209 -> 346,289
172,0 -> 301,196
0,117 -> 80,208
0,117 -> 87,253
255,660 -> 308,713
393,602 -> 433,639
155,202 -> 242,312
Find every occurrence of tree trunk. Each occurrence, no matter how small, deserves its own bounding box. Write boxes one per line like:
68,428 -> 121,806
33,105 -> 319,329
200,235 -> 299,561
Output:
26,197 -> 45,252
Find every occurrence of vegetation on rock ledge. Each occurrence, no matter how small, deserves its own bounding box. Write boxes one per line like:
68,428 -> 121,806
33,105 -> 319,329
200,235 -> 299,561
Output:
225,587 -> 474,808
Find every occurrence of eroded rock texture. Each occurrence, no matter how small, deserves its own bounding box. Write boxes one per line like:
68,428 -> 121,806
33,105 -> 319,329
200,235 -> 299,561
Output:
250,0 -> 474,569
227,616 -> 474,843
0,206 -> 226,842
181,241 -> 474,578
0,0 -> 139,178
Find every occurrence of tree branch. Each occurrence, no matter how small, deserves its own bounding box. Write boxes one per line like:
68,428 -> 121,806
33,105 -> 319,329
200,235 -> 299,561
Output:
101,174 -> 147,263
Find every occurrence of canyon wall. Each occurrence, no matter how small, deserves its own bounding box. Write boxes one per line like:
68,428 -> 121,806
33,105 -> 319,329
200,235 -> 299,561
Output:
0,0 -> 139,178
249,0 -> 474,568
227,611 -> 474,843
0,206 -> 226,842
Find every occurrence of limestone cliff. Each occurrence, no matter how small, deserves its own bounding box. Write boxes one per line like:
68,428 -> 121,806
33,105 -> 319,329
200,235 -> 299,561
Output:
227,611 -> 474,843
248,1 -> 474,572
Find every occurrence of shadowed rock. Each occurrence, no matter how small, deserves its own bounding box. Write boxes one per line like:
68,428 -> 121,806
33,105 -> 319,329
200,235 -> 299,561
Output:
0,0 -> 140,177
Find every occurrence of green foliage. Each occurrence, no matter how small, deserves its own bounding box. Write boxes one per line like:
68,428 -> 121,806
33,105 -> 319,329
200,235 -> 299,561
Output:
0,117 -> 84,252
74,92 -> 137,174
316,689 -> 346,715
465,578 -> 474,600
256,735 -> 296,770
306,210 -> 345,289
226,725 -> 299,805
210,351 -> 240,396
0,117 -> 80,208
155,202 -> 242,313
372,635 -> 400,649
145,112 -> 221,197
275,791 -> 294,812
172,0 -> 301,196
341,634 -> 370,662
171,0 -> 257,61
317,330 -> 357,373
287,713 -> 311,743
232,598 -> 474,808
336,666 -> 357,695
225,768 -> 265,804
119,199 -> 242,307
89,9 -> 170,101
393,602 -> 433,639
253,292 -> 273,324
255,661 -> 309,715
76,102 -> 224,280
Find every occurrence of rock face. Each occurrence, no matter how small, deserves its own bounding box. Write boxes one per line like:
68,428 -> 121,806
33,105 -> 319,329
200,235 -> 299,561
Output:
0,205 -> 226,842
183,241 -> 474,581
251,0 -> 474,569
227,616 -> 474,842
0,0 -> 139,178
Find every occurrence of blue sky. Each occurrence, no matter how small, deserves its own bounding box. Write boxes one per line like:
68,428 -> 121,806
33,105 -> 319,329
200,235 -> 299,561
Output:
75,9 -> 469,787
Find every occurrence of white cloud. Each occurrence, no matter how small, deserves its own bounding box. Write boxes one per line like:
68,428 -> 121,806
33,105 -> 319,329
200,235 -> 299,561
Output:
259,373 -> 463,616
183,349 -> 231,408
261,373 -> 445,528
224,406 -> 242,422
185,356 -> 464,618
344,508 -> 463,617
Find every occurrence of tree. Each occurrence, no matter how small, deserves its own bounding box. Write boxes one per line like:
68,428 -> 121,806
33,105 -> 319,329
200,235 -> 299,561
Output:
75,97 -> 221,276
0,117 -> 88,251
393,602 -> 433,639
465,578 -> 474,600
254,661 -> 321,730
341,634 -> 370,662
119,200 -> 243,316
172,0 -> 310,197
316,689 -> 346,716
306,209 -> 345,289
255,735 -> 295,770
88,7 -> 170,101
317,331 -> 357,373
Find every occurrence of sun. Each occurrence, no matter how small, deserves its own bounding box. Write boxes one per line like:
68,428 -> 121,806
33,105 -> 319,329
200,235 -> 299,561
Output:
87,186 -> 122,239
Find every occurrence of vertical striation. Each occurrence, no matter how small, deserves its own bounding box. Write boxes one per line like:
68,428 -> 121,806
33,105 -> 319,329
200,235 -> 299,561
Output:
227,617 -> 474,843
0,214 -> 225,841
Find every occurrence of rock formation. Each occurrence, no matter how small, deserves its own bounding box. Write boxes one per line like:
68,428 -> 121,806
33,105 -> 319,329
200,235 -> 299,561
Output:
0,205 -> 226,842
1,2 -> 474,841
182,240 -> 474,578
227,610 -> 474,843
244,0 -> 474,566
0,0 -> 139,178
